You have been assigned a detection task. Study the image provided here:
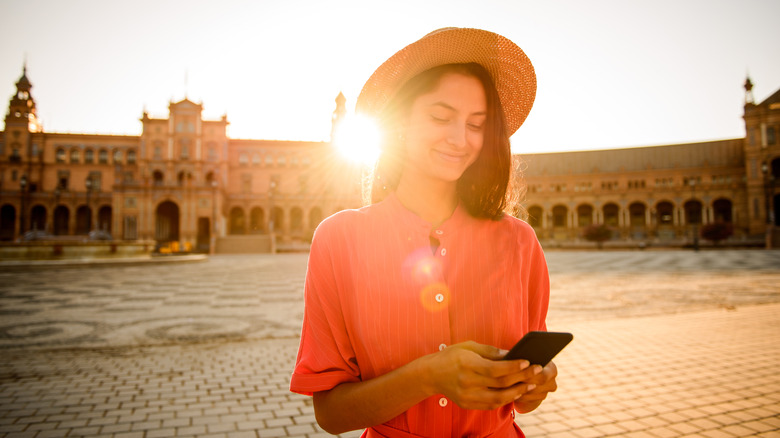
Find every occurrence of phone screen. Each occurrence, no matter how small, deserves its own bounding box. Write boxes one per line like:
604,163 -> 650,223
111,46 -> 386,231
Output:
502,331 -> 573,365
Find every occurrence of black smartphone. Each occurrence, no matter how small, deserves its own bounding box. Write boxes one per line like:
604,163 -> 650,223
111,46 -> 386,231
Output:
502,331 -> 573,365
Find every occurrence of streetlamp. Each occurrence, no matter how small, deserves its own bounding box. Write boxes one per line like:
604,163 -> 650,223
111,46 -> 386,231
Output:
689,179 -> 699,251
19,174 -> 27,235
211,180 -> 217,254
85,177 -> 92,232
762,163 -> 776,249
269,180 -> 277,234
53,187 -> 61,235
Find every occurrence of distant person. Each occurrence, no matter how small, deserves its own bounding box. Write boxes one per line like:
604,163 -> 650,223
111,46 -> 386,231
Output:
291,28 -> 555,436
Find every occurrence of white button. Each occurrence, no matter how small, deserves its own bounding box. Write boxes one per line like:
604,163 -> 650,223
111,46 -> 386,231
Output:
438,343 -> 447,351
435,293 -> 444,303
439,397 -> 448,407
435,230 -> 444,235
440,248 -> 447,256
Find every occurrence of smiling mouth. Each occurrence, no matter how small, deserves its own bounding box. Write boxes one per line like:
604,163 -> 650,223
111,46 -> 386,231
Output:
434,150 -> 466,163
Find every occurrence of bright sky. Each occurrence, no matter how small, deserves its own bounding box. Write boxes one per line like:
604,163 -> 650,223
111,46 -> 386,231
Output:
1,0 -> 779,154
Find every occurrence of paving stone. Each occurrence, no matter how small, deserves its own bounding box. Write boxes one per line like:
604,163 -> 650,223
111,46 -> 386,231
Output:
0,251 -> 778,437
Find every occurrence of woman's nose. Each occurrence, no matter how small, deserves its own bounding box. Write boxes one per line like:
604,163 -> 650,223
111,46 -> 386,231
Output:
446,122 -> 467,148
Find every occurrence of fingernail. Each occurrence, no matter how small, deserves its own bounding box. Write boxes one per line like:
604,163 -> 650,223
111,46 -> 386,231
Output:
527,384 -> 536,391
519,360 -> 530,370
533,365 -> 543,375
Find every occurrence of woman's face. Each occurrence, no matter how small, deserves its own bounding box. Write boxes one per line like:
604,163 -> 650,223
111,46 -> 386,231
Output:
402,73 -> 487,185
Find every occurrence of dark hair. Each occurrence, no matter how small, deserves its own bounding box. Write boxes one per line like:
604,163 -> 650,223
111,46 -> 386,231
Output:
368,62 -> 522,220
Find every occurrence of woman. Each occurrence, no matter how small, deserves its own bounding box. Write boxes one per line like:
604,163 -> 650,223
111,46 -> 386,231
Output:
291,28 -> 555,437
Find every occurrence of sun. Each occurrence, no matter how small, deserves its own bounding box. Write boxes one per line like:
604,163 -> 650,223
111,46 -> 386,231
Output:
333,114 -> 382,166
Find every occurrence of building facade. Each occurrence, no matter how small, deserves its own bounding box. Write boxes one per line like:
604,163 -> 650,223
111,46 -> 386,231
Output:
521,80 -> 780,248
1,68 -> 778,250
0,68 -> 362,252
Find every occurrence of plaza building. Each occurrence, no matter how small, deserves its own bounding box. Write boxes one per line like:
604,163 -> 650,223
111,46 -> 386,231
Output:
522,78 -> 780,248
0,68 -> 361,253
1,67 -> 778,251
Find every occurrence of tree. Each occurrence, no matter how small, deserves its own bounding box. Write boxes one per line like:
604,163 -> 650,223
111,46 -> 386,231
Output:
582,224 -> 612,249
700,222 -> 734,246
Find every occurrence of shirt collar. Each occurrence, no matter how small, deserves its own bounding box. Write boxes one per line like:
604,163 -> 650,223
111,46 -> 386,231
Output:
381,192 -> 470,237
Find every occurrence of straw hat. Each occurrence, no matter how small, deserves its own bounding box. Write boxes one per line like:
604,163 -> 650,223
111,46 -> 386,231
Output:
356,27 -> 536,136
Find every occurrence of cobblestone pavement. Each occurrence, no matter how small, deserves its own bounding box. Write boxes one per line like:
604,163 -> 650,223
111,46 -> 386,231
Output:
0,249 -> 779,437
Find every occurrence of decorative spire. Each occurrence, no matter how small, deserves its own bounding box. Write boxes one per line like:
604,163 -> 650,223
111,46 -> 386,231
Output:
331,92 -> 347,142
744,75 -> 755,105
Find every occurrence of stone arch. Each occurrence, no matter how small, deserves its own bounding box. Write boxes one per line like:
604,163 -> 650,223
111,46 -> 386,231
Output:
552,205 -> 568,228
309,207 -> 323,231
250,207 -> 265,234
30,204 -> 47,232
98,205 -> 112,233
603,203 -> 619,227
629,202 -> 646,226
76,205 -> 91,234
229,206 -> 246,235
527,205 -> 543,228
576,204 -> 593,227
713,198 -> 733,223
656,201 -> 675,225
155,201 -> 180,242
152,170 -> 164,186
290,207 -> 304,232
53,206 -> 69,235
0,204 -> 16,240
684,200 -> 703,225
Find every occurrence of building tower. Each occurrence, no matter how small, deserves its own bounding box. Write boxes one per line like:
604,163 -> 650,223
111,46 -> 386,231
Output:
330,92 -> 347,142
4,65 -> 42,163
744,76 -> 755,106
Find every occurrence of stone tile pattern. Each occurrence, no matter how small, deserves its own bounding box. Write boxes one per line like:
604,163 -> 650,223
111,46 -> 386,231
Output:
0,250 -> 779,437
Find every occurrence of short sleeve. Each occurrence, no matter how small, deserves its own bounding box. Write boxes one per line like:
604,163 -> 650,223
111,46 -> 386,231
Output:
520,223 -> 550,332
290,217 -> 361,396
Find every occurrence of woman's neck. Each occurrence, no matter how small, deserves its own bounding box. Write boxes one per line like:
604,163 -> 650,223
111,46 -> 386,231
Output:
395,174 -> 458,228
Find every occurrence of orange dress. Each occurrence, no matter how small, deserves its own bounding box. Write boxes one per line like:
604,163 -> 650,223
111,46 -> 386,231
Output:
291,193 -> 550,437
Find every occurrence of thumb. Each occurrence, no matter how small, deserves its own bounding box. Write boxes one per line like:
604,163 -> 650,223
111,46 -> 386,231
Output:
458,341 -> 505,360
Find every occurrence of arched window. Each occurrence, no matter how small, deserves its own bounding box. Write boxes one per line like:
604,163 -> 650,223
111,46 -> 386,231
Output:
84,148 -> 95,163
713,199 -> 733,223
98,149 -> 108,164
684,200 -> 703,225
603,203 -> 619,227
552,205 -> 568,228
229,207 -> 246,235
113,149 -> 123,164
239,152 -> 248,165
127,149 -> 136,164
629,202 -> 646,226
577,204 -> 593,227
153,170 -> 164,186
290,207 -> 304,232
656,201 -> 674,225
56,148 -> 66,163
179,138 -> 190,160
527,206 -> 543,228
250,207 -> 265,234
70,149 -> 81,163
309,207 -> 323,230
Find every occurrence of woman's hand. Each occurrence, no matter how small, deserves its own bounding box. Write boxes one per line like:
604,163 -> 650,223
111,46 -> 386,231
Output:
513,361 -> 558,414
419,341 -> 542,410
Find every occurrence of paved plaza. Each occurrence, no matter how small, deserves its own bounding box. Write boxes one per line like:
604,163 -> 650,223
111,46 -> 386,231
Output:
0,249 -> 779,437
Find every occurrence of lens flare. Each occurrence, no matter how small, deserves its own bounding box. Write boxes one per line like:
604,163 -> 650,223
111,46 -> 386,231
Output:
333,114 -> 381,166
420,282 -> 450,313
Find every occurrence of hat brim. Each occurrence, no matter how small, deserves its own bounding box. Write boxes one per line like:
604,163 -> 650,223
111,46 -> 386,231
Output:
356,27 -> 536,136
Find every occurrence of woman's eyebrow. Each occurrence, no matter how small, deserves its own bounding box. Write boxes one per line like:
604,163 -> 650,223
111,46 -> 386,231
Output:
428,101 -> 486,116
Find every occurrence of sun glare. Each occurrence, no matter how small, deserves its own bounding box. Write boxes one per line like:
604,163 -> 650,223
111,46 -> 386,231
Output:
333,115 -> 382,166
